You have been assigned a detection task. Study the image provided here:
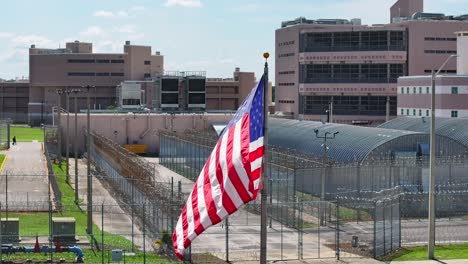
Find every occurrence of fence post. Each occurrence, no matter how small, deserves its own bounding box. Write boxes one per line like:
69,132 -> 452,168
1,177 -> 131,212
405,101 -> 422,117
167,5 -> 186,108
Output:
335,202 -> 340,261
0,202 -> 2,263
225,217 -> 229,263
5,171 -> 7,220
143,203 -> 146,264
131,178 -> 135,252
101,203 -> 104,264
373,201 -> 377,258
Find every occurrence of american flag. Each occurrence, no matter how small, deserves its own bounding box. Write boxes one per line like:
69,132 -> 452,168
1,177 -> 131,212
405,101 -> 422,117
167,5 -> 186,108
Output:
172,77 -> 265,260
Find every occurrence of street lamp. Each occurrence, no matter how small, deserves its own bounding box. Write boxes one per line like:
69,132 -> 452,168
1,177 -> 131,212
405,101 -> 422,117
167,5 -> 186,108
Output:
314,129 -> 339,225
55,89 -> 64,164
84,85 -> 94,236
64,89 -> 72,184
71,88 -> 81,204
428,54 -> 458,259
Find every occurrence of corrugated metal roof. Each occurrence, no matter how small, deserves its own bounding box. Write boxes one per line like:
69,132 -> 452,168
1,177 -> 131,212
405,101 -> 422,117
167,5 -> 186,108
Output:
378,117 -> 468,148
268,118 -> 420,163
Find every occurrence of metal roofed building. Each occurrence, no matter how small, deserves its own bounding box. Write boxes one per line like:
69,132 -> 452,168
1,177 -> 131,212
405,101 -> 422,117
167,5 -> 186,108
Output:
268,118 -> 467,164
378,116 -> 468,149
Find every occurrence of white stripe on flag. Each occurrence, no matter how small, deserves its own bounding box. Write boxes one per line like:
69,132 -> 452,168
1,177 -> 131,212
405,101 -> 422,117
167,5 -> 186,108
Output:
175,215 -> 184,255
232,119 -> 251,197
249,137 -> 264,152
220,125 -> 244,208
186,193 -> 195,242
250,157 -> 262,172
196,166 -> 211,229
207,141 -> 228,220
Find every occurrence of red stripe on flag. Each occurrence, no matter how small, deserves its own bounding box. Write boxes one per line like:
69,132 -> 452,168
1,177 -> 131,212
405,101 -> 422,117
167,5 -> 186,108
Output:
190,181 -> 204,235
250,146 -> 264,162
181,204 -> 190,248
214,139 -> 237,214
203,154 -> 222,225
225,117 -> 251,204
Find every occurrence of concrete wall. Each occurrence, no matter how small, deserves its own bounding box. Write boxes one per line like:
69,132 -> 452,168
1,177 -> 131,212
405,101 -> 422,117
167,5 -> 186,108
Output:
58,113 -> 234,155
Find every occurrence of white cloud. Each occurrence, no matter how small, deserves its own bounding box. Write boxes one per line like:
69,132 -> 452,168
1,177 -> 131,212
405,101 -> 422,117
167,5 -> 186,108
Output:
0,32 -> 13,38
113,24 -> 137,33
80,26 -> 106,37
11,34 -> 53,49
165,0 -> 203,8
130,6 -> 145,11
235,3 -> 262,13
93,10 -> 128,18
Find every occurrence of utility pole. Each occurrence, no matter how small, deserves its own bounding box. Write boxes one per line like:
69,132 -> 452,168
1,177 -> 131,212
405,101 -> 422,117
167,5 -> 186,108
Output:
86,85 -> 93,236
314,129 -> 339,225
56,89 -> 63,164
65,89 -> 71,184
72,88 -> 81,204
428,54 -> 458,259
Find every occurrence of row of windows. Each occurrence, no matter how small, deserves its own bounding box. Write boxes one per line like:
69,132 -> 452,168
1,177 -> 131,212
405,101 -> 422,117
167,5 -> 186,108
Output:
278,100 -> 295,104
67,59 -> 125,63
68,72 -> 124,77
300,63 -> 406,83
278,53 -> 295,58
424,37 -> 457,41
400,108 -> 458,118
303,87 -> 392,92
424,69 -> 456,74
424,50 -> 457,54
278,70 -> 295,75
278,82 -> 295,86
278,40 -> 295,47
300,31 -> 406,52
300,95 -> 397,116
400,86 -> 459,94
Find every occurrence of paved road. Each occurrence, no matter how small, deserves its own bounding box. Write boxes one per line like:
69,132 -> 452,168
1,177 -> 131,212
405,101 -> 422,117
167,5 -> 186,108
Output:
0,142 -> 49,211
68,158 -> 154,251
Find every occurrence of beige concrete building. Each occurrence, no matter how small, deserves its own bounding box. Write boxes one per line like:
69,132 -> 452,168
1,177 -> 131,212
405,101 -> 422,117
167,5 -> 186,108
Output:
0,80 -> 29,123
275,0 -> 468,125
398,31 -> 468,118
28,40 -> 164,125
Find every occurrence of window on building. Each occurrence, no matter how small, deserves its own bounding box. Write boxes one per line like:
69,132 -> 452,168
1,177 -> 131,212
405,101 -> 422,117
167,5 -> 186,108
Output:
407,87 -> 410,94
413,87 -> 416,93
401,87 -> 404,94
451,111 -> 458,118
426,109 -> 430,116
419,109 -> 422,116
110,59 -> 125,63
67,72 -> 95,76
96,59 -> 110,63
144,73 -> 151,78
68,59 -> 95,63
144,60 -> 151,65
406,109 -> 410,115
401,109 -> 404,115
452,87 -> 458,94
413,109 -> 416,116
110,72 -> 124,76
96,72 -> 110,76
427,87 -> 430,94
419,87 -> 422,94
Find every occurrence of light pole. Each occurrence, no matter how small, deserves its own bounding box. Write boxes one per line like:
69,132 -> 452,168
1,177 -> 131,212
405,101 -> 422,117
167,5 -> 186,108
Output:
428,54 -> 458,259
71,88 -> 81,204
314,129 -> 339,225
85,85 -> 94,236
55,89 -> 64,164
64,89 -> 71,184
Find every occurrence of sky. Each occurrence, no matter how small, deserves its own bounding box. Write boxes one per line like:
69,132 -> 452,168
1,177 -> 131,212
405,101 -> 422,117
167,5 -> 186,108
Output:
1,0 -> 468,83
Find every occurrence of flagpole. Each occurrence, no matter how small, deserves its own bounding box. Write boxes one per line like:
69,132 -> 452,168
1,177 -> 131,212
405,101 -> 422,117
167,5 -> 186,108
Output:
260,52 -> 269,264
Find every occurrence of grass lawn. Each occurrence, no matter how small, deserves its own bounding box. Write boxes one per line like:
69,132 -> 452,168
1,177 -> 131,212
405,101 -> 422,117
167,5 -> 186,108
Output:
380,244 -> 468,261
10,125 -> 44,142
0,162 -> 175,263
0,154 -> 5,170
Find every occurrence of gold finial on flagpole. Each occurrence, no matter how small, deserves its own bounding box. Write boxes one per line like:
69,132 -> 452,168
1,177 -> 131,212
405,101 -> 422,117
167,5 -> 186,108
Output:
263,52 -> 270,60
